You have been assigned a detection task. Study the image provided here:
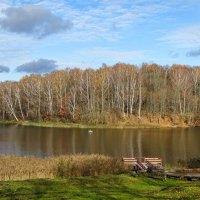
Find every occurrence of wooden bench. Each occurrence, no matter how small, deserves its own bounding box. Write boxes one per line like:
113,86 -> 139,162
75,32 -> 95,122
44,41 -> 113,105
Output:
144,157 -> 163,168
122,157 -> 137,169
122,157 -> 163,172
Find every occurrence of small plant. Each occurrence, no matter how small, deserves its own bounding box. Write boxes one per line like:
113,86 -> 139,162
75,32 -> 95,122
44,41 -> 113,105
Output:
177,157 -> 200,168
187,157 -> 200,168
177,159 -> 186,167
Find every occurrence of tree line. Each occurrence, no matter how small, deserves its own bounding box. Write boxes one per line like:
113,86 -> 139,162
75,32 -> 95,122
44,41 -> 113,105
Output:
1,63 -> 200,125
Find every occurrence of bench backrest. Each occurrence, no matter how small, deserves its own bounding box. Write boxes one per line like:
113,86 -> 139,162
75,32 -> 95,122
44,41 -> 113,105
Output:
122,157 -> 137,166
144,157 -> 162,166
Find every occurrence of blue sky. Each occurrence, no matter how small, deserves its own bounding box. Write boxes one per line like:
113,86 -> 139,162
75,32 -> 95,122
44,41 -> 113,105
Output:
0,0 -> 200,81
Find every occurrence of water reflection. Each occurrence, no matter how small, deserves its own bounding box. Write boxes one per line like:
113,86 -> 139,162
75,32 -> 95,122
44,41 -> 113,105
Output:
0,125 -> 199,164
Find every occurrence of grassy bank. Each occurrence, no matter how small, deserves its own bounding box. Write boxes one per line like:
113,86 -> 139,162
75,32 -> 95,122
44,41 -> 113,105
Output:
0,174 -> 200,199
0,119 -> 190,129
0,120 -> 156,129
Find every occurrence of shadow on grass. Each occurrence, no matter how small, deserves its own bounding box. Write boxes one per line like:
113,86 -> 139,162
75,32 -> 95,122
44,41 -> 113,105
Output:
0,175 -> 199,200
0,179 -> 70,200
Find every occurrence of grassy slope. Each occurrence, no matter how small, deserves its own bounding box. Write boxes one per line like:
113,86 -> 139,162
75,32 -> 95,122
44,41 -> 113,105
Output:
0,175 -> 200,200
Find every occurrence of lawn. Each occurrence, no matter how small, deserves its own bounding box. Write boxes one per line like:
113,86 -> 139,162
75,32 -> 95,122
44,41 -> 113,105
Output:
0,174 -> 200,200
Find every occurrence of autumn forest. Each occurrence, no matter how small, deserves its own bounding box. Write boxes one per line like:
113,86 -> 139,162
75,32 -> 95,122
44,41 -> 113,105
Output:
1,63 -> 200,126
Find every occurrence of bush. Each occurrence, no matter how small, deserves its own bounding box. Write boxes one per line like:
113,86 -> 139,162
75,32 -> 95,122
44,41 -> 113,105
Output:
178,157 -> 200,168
55,155 -> 124,177
187,157 -> 200,168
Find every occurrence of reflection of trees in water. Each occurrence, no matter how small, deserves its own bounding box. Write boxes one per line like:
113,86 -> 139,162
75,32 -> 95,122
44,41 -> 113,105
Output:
72,129 -> 76,154
137,130 -> 142,158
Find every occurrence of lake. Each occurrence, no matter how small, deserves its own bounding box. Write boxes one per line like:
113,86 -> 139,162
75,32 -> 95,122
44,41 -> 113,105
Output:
0,125 -> 199,165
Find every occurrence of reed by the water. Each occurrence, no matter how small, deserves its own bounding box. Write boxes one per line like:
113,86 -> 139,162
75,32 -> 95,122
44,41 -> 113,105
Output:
0,154 -> 124,181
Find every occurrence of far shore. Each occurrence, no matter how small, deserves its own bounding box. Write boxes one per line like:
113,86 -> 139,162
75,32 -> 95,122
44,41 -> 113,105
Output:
0,120 -> 193,129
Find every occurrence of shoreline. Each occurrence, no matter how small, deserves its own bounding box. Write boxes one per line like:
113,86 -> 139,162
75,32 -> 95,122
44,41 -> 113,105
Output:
0,120 -> 192,129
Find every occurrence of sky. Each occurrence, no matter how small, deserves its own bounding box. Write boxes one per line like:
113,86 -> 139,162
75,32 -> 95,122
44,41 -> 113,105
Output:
0,0 -> 200,81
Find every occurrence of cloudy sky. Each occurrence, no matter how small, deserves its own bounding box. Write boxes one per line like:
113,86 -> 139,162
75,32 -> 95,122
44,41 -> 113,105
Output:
0,0 -> 200,81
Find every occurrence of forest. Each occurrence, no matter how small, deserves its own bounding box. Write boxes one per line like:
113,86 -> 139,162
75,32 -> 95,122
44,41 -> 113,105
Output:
1,63 -> 200,126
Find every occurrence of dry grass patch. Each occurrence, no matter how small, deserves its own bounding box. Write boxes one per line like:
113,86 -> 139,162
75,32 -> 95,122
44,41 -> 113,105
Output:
0,155 -> 124,181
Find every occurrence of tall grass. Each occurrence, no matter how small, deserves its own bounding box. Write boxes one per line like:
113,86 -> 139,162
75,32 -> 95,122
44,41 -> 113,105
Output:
0,155 -> 124,181
0,156 -> 54,180
56,155 -> 124,177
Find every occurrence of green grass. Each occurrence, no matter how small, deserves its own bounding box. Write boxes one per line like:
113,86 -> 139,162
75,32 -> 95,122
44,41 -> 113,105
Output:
0,120 -> 17,125
0,174 -> 200,200
0,120 -> 177,129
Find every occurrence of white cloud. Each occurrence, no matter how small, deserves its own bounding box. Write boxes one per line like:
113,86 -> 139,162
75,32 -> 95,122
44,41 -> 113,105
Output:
160,25 -> 200,48
57,48 -> 150,70
0,33 -> 35,64
82,48 -> 145,59
10,0 -> 180,41
57,61 -> 93,69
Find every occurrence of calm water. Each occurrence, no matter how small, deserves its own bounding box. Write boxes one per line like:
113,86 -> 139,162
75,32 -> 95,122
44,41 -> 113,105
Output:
0,125 -> 199,164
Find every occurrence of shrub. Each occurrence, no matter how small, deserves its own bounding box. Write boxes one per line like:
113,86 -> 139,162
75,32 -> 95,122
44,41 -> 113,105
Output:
177,157 -> 200,168
55,154 -> 124,177
187,157 -> 200,168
